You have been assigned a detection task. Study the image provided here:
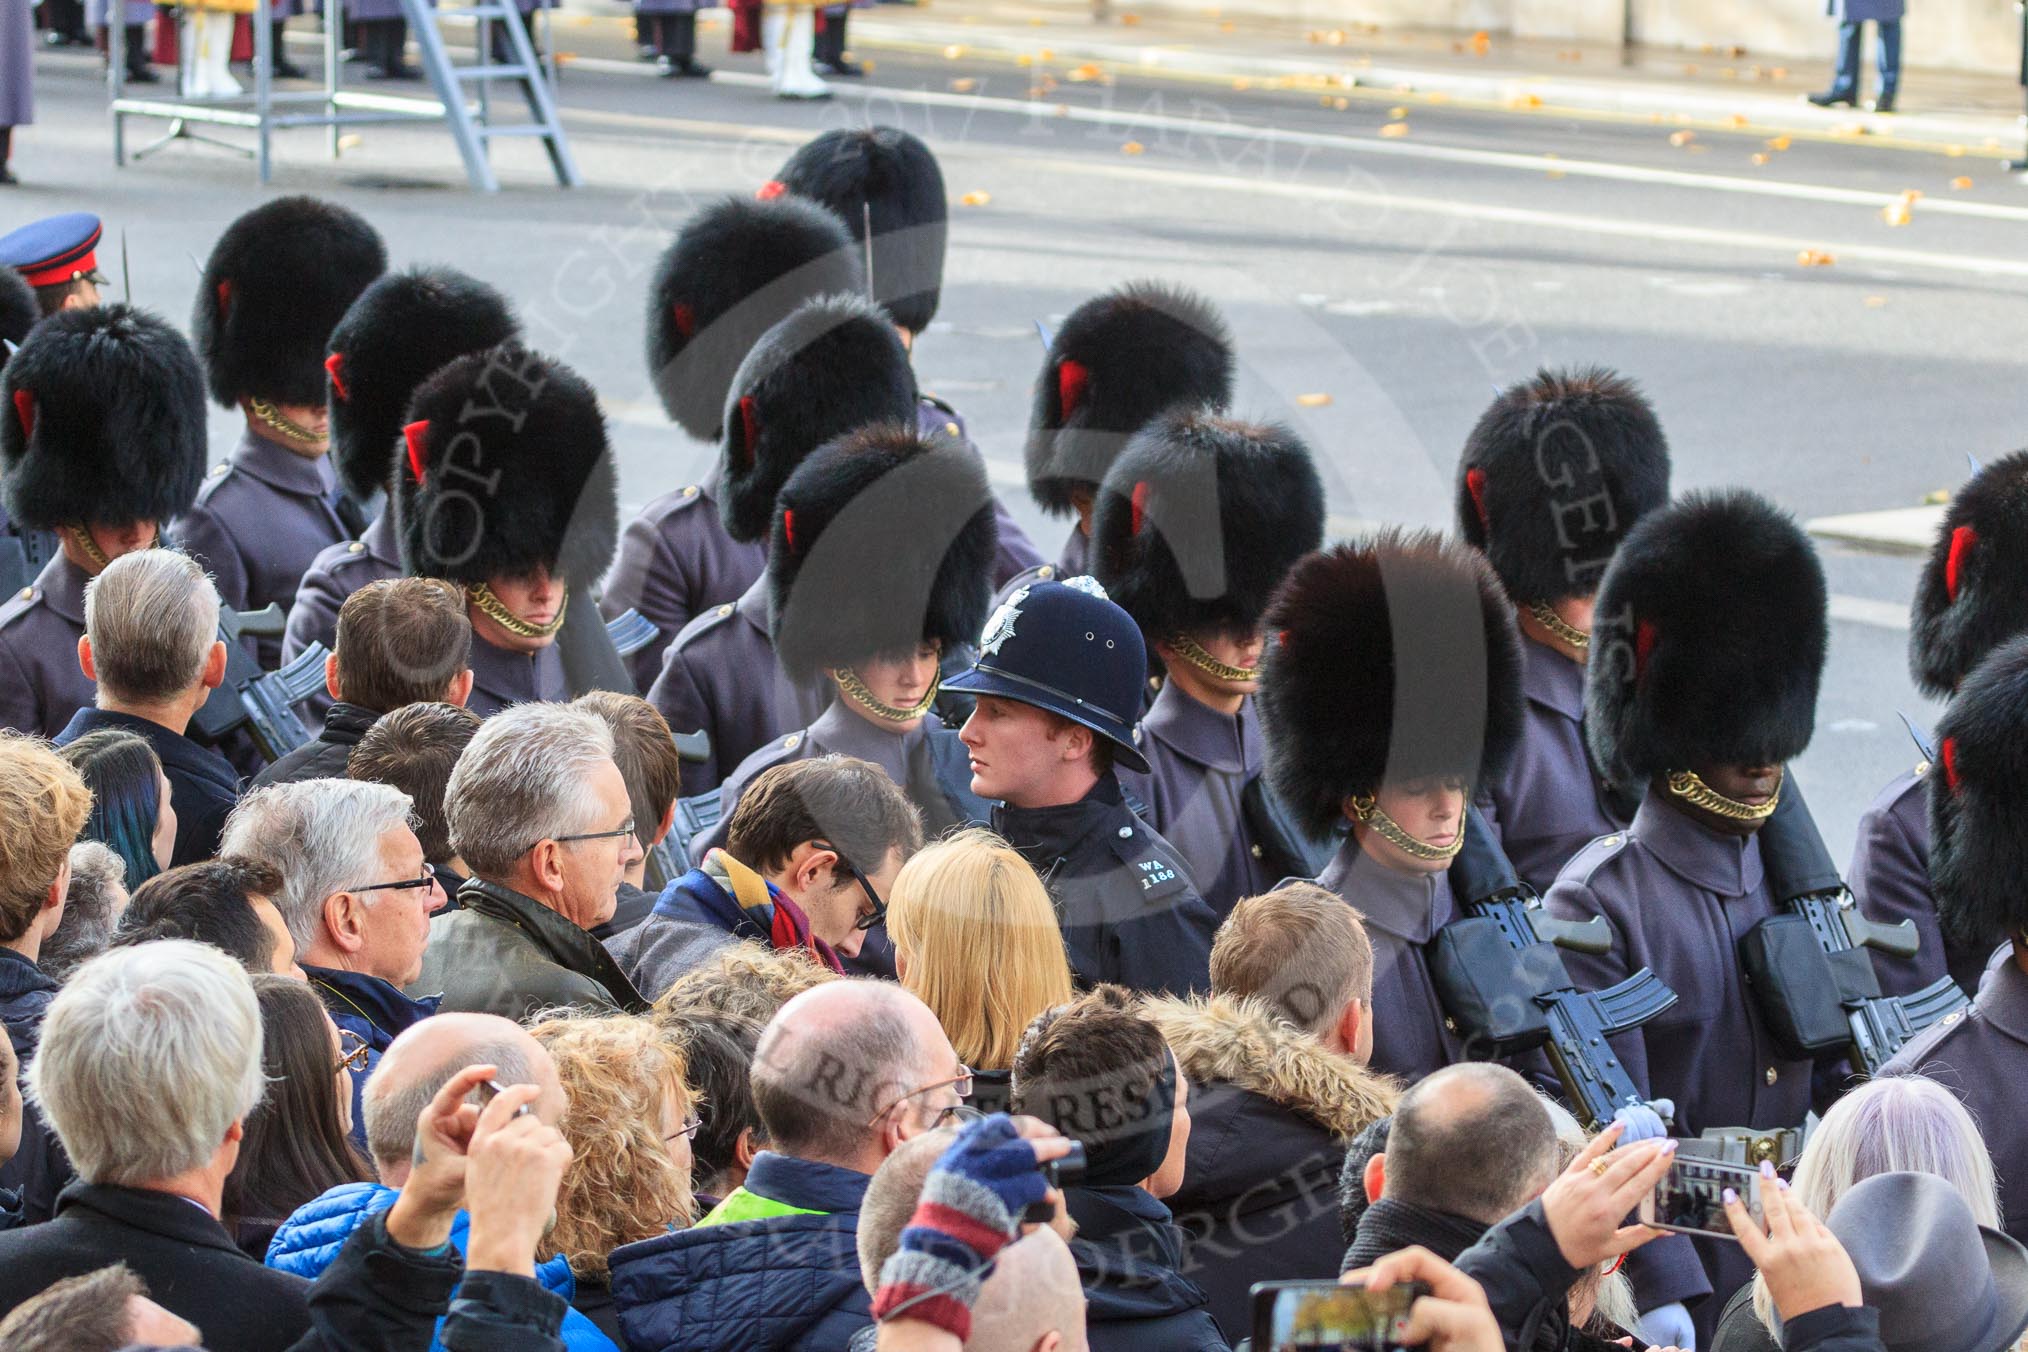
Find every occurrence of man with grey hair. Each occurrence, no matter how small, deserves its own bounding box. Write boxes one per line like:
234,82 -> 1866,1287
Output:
410,702 -> 648,1020
40,841 -> 128,984
856,1129 -> 1089,1352
220,778 -> 447,1139
53,549 -> 238,866
0,940 -> 314,1347
610,979 -> 966,1352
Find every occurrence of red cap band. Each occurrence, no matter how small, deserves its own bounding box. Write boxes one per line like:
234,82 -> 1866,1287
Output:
324,352 -> 349,403
737,395 -> 760,467
11,389 -> 32,443
1130,480 -> 1150,536
1946,525 -> 1976,603
1056,359 -> 1088,420
1465,466 -> 1490,534
1634,619 -> 1658,678
782,508 -> 797,555
756,180 -> 787,200
216,279 -> 233,315
673,303 -> 696,341
1941,736 -> 1962,792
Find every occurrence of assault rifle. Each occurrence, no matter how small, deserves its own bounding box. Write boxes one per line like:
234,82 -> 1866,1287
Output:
190,604 -> 325,762
1748,780 -> 1967,1076
1432,805 -> 1679,1130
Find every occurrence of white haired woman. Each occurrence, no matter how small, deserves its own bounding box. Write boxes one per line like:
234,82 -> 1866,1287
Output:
1707,1073 -> 2003,1352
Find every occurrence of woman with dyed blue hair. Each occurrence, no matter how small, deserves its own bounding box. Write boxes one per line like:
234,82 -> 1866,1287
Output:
58,730 -> 176,889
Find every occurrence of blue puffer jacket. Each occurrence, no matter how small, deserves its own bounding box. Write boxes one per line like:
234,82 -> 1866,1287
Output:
610,1153 -> 872,1352
266,1181 -> 619,1352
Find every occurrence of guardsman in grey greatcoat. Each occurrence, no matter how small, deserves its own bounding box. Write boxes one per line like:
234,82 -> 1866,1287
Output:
646,293 -> 911,792
174,196 -> 387,668
283,266 -> 521,721
1257,530 -> 1522,1086
603,195 -> 863,692
769,126 -> 1045,586
1024,282 -> 1234,577
0,305 -> 207,737
1100,409 -> 1325,916
1853,449 -> 2028,998
1882,632 -> 2028,1244
1547,490 -> 1839,1342
396,344 -> 614,716
697,421 -> 996,860
1456,367 -> 1672,894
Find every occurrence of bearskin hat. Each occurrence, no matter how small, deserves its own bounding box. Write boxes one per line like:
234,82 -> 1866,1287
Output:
771,127 -> 947,336
326,267 -> 521,504
718,293 -> 918,544
1258,531 -> 1524,838
645,195 -> 863,442
193,195 -> 388,409
1456,366 -> 1671,605
1092,409 -> 1325,642
1585,490 -> 1826,792
1025,282 -> 1235,518
767,422 -> 997,682
0,268 -> 36,361
395,344 -> 617,588
1908,449 -> 2028,698
1928,634 -> 2028,950
1,304 -> 207,531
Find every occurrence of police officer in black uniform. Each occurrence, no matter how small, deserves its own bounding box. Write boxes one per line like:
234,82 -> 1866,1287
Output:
945,576 -> 1220,996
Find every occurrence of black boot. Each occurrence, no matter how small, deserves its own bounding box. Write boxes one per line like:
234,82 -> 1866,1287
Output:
270,19 -> 307,76
815,9 -> 861,75
0,127 -> 16,186
1805,89 -> 1855,107
122,24 -> 159,82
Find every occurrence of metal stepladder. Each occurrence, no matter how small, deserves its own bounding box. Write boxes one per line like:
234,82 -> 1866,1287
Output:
406,0 -> 579,191
107,0 -> 577,191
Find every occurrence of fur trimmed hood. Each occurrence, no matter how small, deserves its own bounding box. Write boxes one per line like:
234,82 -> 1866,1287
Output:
1145,993 -> 1399,1139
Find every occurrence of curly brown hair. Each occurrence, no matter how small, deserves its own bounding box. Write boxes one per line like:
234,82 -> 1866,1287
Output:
652,942 -> 839,1027
528,1014 -> 697,1278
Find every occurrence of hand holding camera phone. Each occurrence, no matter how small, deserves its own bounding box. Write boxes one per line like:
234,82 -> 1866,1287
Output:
1640,1156 -> 1766,1240
1252,1280 -> 1432,1352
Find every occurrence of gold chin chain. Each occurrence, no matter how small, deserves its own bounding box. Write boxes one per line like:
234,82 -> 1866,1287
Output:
1168,632 -> 1260,683
1349,794 -> 1465,862
1667,768 -> 1783,822
1528,601 -> 1591,652
65,523 -> 113,571
832,667 -> 940,723
469,582 -> 568,640
249,398 -> 327,448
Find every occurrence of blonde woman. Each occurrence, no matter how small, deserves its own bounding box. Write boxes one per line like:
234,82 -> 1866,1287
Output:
529,1014 -> 700,1346
1708,1074 -> 2002,1352
885,827 -> 1074,1115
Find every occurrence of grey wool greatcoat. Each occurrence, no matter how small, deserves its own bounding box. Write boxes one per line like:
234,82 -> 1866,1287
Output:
1847,764 -> 1996,999
0,553 -> 92,739
1117,683 -> 1274,919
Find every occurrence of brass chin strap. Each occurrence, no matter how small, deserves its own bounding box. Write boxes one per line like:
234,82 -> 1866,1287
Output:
248,398 -> 327,448
833,667 -> 940,723
1667,768 -> 1783,822
1528,601 -> 1591,652
1349,794 -> 1465,862
65,523 -> 112,571
1168,632 -> 1260,683
469,582 -> 568,640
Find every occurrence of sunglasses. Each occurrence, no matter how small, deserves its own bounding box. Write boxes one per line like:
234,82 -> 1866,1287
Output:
333,1029 -> 370,1077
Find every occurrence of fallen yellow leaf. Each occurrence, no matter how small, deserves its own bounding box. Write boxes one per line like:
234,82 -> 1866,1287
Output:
1864,296 -> 1887,307
1038,46 -> 1053,59
1219,21 -> 1234,32
942,44 -> 966,59
1669,130 -> 1696,147
1424,90 -> 1449,104
1508,92 -> 1543,109
1946,144 -> 1967,157
1881,201 -> 1912,227
1388,104 -> 1407,117
1751,152 -> 1769,166
1296,393 -> 1333,407
1378,121 -> 1409,137
1726,113 -> 1749,127
1797,249 -> 1836,267
1952,176 -> 1974,190
1067,62 -> 1105,82
1119,11 -> 1140,23
1120,140 -> 1145,154
1765,134 -> 1791,151
1333,97 -> 1349,110
1770,66 -> 1789,78
1324,28 -> 1345,44
959,191 -> 992,206
1231,76 -> 1251,90
1469,29 -> 1490,54
949,77 -> 977,92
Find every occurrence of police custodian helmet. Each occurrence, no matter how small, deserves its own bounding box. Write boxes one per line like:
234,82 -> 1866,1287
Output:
944,577 -> 1151,773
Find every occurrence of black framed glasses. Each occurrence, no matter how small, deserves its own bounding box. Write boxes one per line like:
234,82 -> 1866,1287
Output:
864,1066 -> 975,1127
814,841 -> 886,932
334,1030 -> 370,1077
352,862 -> 438,895
664,1114 -> 704,1144
550,818 -> 637,848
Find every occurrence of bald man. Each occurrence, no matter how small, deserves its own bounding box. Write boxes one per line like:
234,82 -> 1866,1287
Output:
858,1128 -> 1089,1352
263,1012 -> 613,1350
611,981 -> 967,1352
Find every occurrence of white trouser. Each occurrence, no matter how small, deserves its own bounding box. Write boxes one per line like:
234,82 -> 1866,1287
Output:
762,6 -> 826,98
181,8 -> 241,96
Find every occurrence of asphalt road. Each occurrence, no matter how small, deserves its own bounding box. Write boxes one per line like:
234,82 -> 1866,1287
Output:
11,24 -> 2026,859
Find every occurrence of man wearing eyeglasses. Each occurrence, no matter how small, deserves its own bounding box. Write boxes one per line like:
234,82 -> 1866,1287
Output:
609,755 -> 923,1002
611,979 -> 968,1352
412,704 -> 651,1022
219,778 -> 449,1149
